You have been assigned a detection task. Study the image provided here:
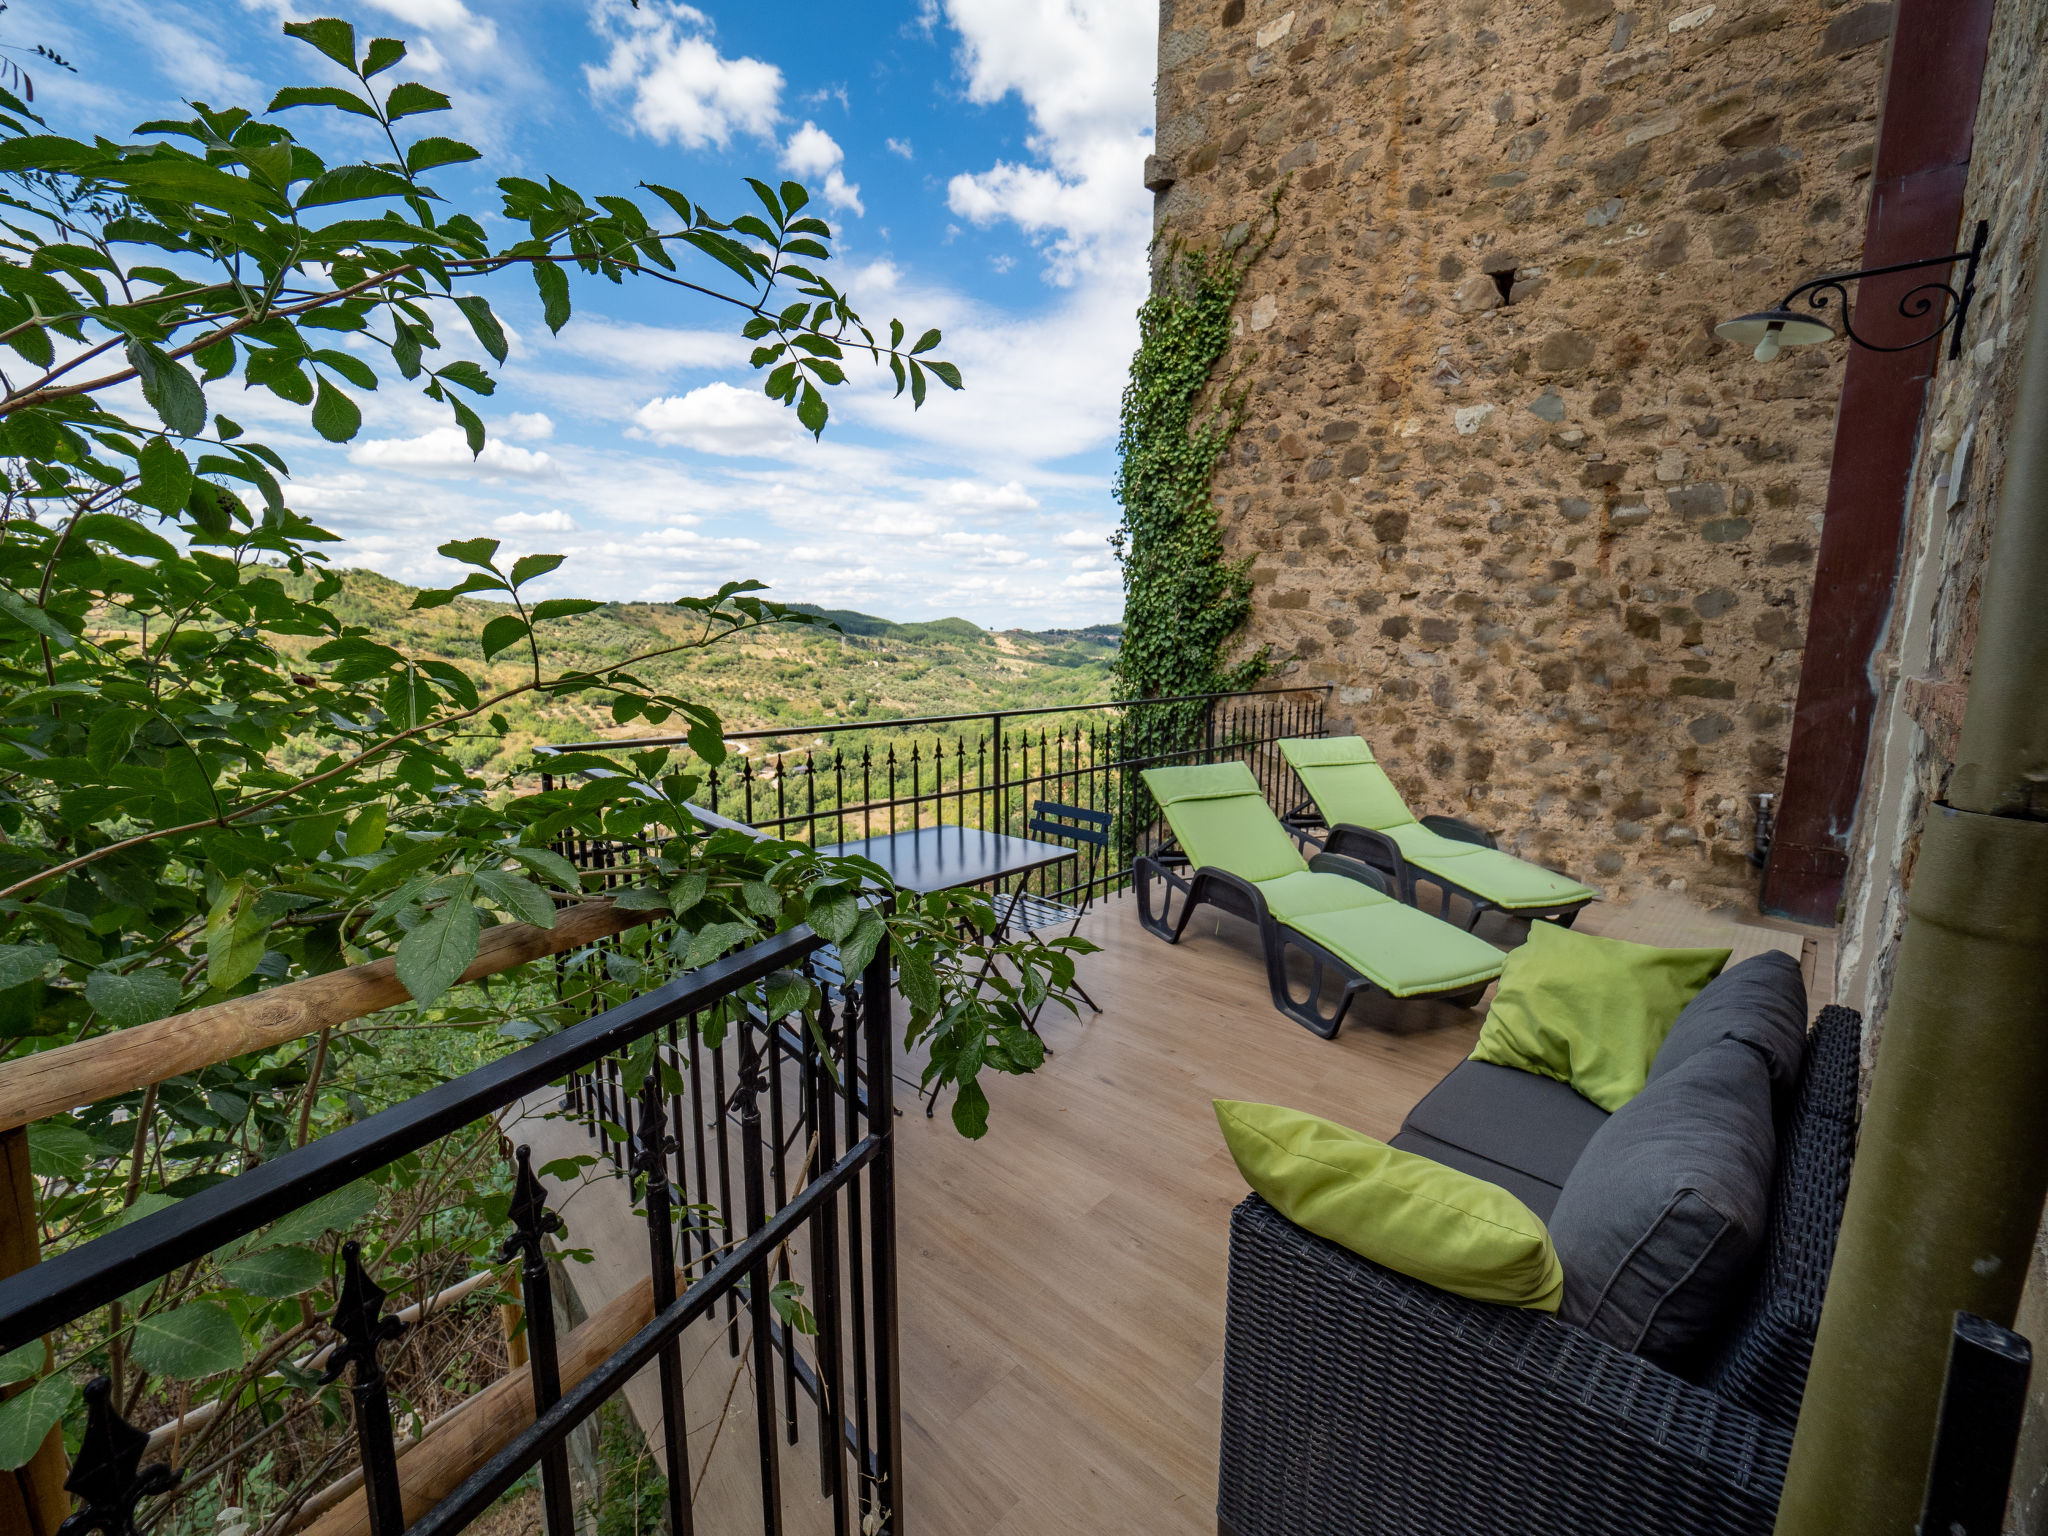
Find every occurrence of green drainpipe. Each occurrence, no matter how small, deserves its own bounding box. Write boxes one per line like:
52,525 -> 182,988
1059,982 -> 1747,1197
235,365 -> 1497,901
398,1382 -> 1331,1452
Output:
1774,207 -> 2048,1533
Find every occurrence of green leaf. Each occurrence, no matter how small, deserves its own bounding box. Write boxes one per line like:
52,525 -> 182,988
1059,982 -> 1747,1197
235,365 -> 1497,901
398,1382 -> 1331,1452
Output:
529,598 -> 601,622
610,888 -> 669,911
74,512 -> 178,562
667,872 -> 708,916
311,377 -> 362,442
133,437 -> 195,515
267,85 -> 379,120
406,135 -> 480,173
532,260 -> 571,334
220,1244 -> 324,1298
438,360 -> 495,396
84,968 -> 181,1029
509,847 -> 582,892
438,537 -> 500,568
363,37 -> 407,76
810,893 -> 858,944
289,811 -> 346,860
263,1179 -> 380,1246
927,360 -> 963,391
797,382 -> 828,436
453,295 -> 508,363
0,590 -> 72,649
779,180 -> 810,214
345,804 -> 388,856
0,1374 -> 74,1470
27,1121 -> 93,1181
910,328 -> 942,355
283,17 -> 359,70
0,1345 -> 39,1388
128,342 -> 207,435
683,922 -> 754,969
479,614 -> 529,660
86,711 -> 142,772
131,1301 -> 244,1380
950,1078 -> 990,1139
764,969 -> 811,1023
298,165 -> 417,209
474,868 -> 555,928
385,81 -> 453,120
450,396 -> 486,455
0,947 -> 57,990
396,893 -> 480,1005
205,885 -> 268,993
507,553 -> 564,587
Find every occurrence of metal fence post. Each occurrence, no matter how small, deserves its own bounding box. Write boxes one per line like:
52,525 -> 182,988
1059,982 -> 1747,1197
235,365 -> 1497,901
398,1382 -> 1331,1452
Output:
860,914 -> 903,1535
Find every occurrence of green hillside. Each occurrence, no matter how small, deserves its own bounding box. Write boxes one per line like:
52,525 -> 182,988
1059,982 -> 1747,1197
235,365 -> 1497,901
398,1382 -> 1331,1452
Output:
253,570 -> 1120,781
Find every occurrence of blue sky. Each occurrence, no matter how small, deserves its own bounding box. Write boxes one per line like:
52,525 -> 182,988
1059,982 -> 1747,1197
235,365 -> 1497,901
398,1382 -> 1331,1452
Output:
26,0 -> 1155,627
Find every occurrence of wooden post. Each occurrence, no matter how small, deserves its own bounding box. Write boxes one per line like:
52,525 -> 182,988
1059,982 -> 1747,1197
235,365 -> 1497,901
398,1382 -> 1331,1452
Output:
0,1126 -> 67,1536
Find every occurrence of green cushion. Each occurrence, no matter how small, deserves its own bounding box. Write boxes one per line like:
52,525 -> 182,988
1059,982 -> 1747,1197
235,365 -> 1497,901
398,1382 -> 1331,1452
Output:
1215,1099 -> 1564,1310
1283,897 -> 1506,997
1470,924 -> 1731,1112
1255,869 -> 1395,921
1278,735 -> 1377,768
1389,826 -> 1597,909
1280,739 -> 1417,831
1143,765 -> 1306,883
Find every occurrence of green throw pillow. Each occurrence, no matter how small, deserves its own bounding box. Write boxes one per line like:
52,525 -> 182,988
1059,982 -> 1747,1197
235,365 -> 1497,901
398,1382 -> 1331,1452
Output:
1470,922 -> 1730,1112
1214,1099 -> 1564,1310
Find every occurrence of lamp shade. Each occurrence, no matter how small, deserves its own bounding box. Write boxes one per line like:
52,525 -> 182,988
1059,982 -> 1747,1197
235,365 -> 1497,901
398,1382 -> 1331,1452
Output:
1715,308 -> 1836,361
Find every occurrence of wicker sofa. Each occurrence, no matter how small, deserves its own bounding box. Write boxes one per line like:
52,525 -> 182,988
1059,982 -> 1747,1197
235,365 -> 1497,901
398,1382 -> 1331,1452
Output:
1216,1002 -> 1862,1536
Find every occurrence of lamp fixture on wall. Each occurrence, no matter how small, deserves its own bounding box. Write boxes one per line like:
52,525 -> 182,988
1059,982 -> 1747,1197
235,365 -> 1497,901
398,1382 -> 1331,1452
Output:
1716,220 -> 1990,362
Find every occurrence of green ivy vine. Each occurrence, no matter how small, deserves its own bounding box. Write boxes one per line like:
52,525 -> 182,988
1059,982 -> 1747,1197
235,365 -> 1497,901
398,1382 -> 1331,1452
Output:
1112,199 -> 1281,807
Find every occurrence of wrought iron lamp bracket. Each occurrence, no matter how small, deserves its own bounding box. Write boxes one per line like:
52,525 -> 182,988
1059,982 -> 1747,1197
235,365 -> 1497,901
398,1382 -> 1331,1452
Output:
1781,219 -> 1990,359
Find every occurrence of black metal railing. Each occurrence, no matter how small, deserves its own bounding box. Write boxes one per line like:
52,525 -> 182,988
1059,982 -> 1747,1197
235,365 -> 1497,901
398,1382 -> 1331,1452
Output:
546,686 -> 1332,910
0,923 -> 903,1536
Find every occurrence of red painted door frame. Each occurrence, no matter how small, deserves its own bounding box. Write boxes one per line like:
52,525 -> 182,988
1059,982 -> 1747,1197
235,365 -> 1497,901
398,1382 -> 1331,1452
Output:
1760,0 -> 1998,924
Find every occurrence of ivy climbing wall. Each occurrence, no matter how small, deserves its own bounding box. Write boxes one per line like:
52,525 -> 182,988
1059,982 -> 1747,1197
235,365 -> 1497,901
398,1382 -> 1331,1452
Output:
1146,0 -> 1894,900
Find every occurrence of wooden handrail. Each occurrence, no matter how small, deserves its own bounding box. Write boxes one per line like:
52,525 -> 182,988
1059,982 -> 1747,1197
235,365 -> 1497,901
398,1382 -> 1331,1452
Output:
0,898 -> 660,1136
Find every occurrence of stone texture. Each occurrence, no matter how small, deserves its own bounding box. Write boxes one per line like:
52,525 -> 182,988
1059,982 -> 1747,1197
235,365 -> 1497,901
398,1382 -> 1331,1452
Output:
1152,0 -> 1886,898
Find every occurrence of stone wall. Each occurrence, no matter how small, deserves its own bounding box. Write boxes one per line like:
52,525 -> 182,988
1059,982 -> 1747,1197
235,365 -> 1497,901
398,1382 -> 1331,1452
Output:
1812,0 -> 2048,1524
1151,0 -> 1895,900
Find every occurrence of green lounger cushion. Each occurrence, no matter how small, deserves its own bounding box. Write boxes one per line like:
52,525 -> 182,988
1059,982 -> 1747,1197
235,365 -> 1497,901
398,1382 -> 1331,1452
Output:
1470,922 -> 1731,1111
1385,825 -> 1597,910
1281,737 -> 1597,910
1215,1099 -> 1565,1310
1279,739 -> 1417,831
1143,762 -> 1305,883
1286,899 -> 1508,997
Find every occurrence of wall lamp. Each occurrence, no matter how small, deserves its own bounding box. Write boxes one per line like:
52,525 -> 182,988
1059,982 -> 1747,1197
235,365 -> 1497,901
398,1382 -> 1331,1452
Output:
1716,220 -> 1989,362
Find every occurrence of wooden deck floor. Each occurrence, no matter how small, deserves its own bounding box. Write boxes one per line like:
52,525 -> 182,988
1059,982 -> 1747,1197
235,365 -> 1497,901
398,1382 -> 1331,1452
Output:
513,884 -> 1832,1535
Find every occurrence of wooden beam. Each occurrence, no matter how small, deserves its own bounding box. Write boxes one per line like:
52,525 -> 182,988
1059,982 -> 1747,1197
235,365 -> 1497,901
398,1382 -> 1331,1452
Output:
0,899 -> 658,1136
290,1266 -> 675,1536
0,1128 -> 68,1536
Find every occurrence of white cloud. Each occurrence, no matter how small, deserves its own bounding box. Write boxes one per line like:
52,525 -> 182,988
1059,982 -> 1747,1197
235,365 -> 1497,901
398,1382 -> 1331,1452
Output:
585,0 -> 783,150
937,0 -> 1154,286
886,137 -> 914,160
1057,525 -> 1112,548
781,121 -> 864,216
935,479 -> 1038,513
350,428 -> 557,476
631,383 -> 806,458
494,508 -> 578,533
503,412 -> 555,441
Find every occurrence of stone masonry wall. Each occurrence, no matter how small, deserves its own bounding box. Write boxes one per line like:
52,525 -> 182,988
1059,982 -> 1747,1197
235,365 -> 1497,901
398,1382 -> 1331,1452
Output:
1151,0 -> 1895,901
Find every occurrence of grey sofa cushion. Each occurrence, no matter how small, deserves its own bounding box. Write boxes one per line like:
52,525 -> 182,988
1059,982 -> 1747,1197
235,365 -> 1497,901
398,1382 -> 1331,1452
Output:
1388,1127 -> 1571,1222
1393,1059 -> 1611,1220
1649,949 -> 1808,1099
1550,1036 -> 1777,1368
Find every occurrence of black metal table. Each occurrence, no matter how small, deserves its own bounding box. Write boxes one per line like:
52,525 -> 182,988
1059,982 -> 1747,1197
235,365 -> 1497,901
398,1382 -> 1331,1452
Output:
814,823 -> 1076,907
816,825 -> 1081,1112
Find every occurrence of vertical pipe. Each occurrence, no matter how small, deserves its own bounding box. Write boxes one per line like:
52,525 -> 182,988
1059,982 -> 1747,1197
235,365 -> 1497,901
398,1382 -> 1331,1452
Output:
712,1039 -> 739,1355
765,1007 -> 798,1446
840,977 -> 873,1515
1776,203 -> 2048,1536
0,1128 -> 64,1536
807,987 -> 848,1519
637,1079 -> 696,1536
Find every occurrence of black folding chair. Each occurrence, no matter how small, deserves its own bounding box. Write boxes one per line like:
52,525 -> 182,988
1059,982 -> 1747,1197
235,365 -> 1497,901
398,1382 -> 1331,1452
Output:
1003,799 -> 1110,1024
